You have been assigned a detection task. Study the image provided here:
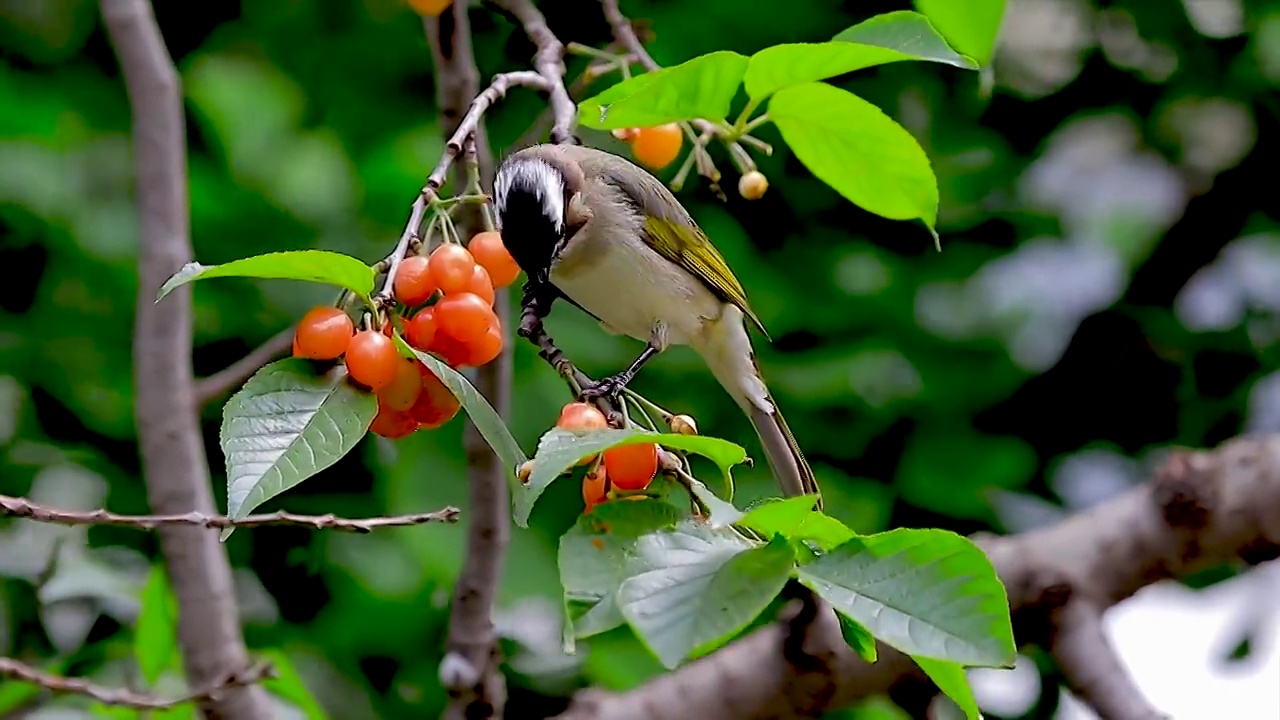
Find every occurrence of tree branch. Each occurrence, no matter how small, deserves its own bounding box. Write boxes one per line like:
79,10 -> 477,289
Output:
0,657 -> 275,712
1048,600 -> 1169,720
493,0 -> 577,144
553,434 -> 1280,719
0,495 -> 459,532
100,0 -> 273,717
193,327 -> 293,405
425,5 -> 510,719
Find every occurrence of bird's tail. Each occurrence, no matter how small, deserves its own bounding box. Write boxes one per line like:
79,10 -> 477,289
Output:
694,309 -> 822,509
747,389 -> 823,510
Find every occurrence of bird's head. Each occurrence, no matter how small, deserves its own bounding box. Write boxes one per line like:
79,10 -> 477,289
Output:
493,149 -> 583,284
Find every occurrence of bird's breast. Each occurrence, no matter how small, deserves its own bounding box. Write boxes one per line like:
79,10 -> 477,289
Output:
549,227 -> 724,347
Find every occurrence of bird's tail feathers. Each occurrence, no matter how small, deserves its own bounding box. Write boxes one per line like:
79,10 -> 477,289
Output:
747,391 -> 823,510
693,310 -> 821,508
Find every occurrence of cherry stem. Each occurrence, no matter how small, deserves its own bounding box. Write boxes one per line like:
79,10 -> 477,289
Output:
622,388 -> 672,424
726,141 -> 757,175
737,133 -> 773,156
669,465 -> 711,518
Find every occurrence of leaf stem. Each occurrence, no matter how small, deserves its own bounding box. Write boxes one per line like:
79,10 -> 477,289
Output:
622,388 -> 672,424
738,133 -> 773,156
743,113 -> 771,134
726,141 -> 757,175
733,98 -> 762,134
566,41 -> 617,62
669,465 -> 710,518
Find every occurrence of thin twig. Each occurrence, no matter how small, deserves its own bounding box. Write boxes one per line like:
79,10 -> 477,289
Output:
194,328 -> 293,404
0,657 -> 275,711
375,69 -> 549,307
0,495 -> 459,533
100,0 -> 272,716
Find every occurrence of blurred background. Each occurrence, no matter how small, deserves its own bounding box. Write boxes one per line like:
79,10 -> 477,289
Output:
1,0 -> 1279,717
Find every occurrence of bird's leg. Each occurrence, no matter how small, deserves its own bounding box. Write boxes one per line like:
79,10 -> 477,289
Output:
517,278 -> 594,391
580,344 -> 660,401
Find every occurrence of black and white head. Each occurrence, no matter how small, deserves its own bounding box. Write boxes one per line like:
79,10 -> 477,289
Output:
493,147 -> 582,282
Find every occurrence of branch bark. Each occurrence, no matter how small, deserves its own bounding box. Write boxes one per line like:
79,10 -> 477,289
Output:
0,494 -> 459,532
100,1 -> 272,717
0,657 -> 274,711
425,5 -> 510,719
494,0 -> 577,144
554,435 -> 1280,719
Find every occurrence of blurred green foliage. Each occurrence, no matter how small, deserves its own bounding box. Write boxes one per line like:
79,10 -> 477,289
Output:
1,0 -> 1278,717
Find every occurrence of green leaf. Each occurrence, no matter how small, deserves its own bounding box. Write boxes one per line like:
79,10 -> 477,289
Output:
618,524 -> 795,669
395,334 -> 528,476
689,479 -> 744,528
513,427 -> 746,528
797,529 -> 1015,668
914,656 -> 982,720
0,675 -> 42,714
746,44 -> 909,101
914,0 -> 1006,66
736,496 -> 857,552
134,565 -> 178,685
833,11 -> 979,69
220,359 -> 377,538
578,51 -> 748,130
156,250 -> 375,302
770,82 -> 938,234
746,13 -> 977,102
559,500 -> 682,641
838,613 -> 878,664
260,649 -> 329,720
737,495 -> 817,532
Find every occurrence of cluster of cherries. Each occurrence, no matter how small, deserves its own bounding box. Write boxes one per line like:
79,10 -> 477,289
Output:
554,401 -> 660,512
291,231 -> 522,439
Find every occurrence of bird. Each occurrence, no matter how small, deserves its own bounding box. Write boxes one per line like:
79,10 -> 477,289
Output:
491,143 -> 820,508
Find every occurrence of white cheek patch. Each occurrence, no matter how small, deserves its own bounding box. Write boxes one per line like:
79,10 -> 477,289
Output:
494,158 -> 564,233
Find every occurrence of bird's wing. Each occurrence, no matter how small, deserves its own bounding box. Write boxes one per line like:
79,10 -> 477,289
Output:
594,159 -> 768,337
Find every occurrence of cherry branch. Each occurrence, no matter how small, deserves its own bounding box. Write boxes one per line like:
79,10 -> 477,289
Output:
554,433 -> 1280,720
0,495 -> 459,532
373,69 -> 551,307
0,656 -> 275,711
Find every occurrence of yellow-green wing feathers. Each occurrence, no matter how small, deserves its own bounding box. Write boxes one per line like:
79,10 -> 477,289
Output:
642,216 -> 767,335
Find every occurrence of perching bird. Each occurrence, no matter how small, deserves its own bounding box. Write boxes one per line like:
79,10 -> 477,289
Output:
491,143 -> 821,508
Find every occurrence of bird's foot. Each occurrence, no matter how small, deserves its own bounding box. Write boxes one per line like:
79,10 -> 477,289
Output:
579,373 -> 631,402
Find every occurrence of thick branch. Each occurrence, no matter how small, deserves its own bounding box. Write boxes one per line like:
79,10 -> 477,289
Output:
0,495 -> 458,532
194,327 -> 293,404
100,0 -> 272,717
1048,600 -> 1169,720
425,6 -> 510,719
554,435 -> 1280,719
0,657 -> 274,711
